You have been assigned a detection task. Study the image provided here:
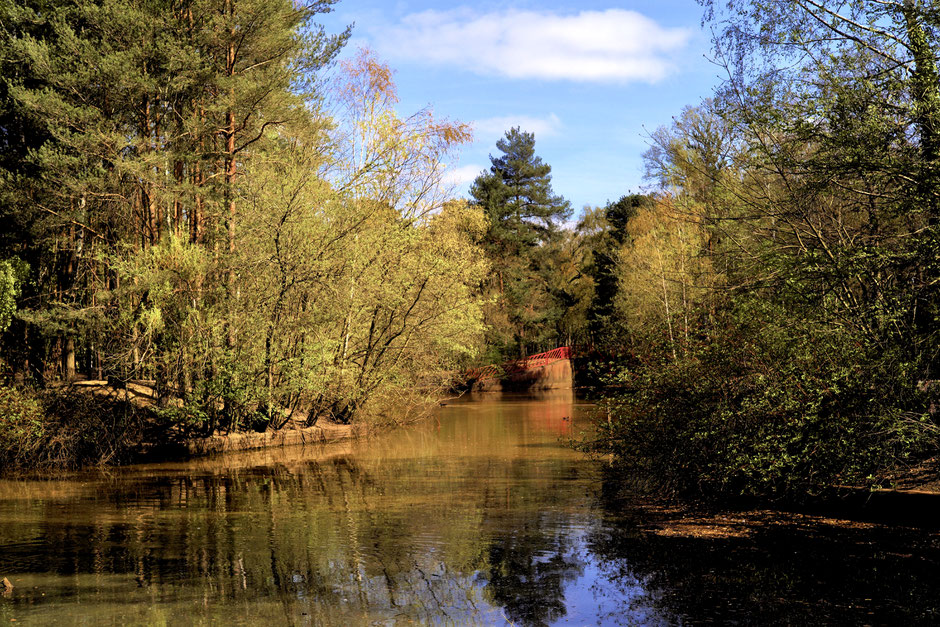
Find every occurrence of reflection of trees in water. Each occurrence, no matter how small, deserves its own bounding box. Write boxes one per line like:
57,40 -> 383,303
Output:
177,456 -> 496,622
588,472 -> 940,625
0,400 -> 599,623
0,456 -> 500,622
480,517 -> 584,626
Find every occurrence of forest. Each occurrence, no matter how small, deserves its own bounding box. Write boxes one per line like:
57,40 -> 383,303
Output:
0,0 -> 489,464
584,0 -> 940,500
0,0 -> 938,501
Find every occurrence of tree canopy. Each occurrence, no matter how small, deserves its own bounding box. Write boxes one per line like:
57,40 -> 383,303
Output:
0,0 -> 487,443
578,0 -> 940,500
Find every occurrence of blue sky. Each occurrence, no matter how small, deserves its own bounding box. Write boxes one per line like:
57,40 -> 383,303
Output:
317,1 -> 722,216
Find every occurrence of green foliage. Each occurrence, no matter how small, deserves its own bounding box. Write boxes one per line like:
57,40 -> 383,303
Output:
0,258 -> 26,333
471,127 -> 572,253
589,300 -> 936,501
0,386 -> 158,470
581,1 -> 940,501
470,127 -> 572,358
0,384 -> 45,465
579,195 -> 649,344
153,403 -> 209,434
0,0 -> 486,453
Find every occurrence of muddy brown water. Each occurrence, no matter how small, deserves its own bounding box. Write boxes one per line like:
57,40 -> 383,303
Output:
1,391 -> 940,625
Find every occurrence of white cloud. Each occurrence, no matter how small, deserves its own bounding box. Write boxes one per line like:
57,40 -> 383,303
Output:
369,8 -> 691,83
443,164 -> 486,187
471,113 -> 562,141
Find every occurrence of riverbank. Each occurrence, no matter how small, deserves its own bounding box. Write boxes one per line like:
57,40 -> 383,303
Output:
74,378 -> 370,458
621,487 -> 940,539
0,379 -> 369,472
183,420 -> 363,456
598,454 -> 940,538
67,379 -> 366,457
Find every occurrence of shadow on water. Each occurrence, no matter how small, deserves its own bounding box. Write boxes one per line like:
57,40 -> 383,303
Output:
587,467 -> 940,625
1,390 -> 940,625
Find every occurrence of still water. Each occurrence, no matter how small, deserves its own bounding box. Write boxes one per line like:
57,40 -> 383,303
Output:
2,391 -> 940,625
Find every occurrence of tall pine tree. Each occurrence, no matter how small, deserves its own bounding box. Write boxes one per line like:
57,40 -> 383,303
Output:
470,127 -> 571,358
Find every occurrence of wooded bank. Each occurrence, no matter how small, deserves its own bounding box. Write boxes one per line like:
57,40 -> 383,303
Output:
579,0 -> 940,502
0,0 -> 488,463
2,0 -> 939,502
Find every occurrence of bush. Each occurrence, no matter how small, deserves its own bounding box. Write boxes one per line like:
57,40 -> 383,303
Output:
0,385 -> 159,471
586,305 -> 939,502
0,384 -> 46,467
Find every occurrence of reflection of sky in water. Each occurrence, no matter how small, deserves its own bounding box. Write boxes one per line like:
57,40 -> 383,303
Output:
0,391 -> 659,625
496,525 -> 674,626
1,392 -> 940,625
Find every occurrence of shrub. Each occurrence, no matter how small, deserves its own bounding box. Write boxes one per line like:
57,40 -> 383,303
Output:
0,384 -> 46,467
0,386 -> 158,471
586,305 -> 939,502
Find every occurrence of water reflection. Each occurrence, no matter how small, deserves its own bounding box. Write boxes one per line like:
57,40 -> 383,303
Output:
1,391 -> 940,625
481,516 -> 584,626
587,470 -> 940,625
0,391 -> 605,625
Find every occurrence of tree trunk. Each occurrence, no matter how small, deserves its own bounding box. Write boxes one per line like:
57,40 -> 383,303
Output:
63,335 -> 76,382
192,157 -> 203,244
224,0 -> 237,350
174,159 -> 184,237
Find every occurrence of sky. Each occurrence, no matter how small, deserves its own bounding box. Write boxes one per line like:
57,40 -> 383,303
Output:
316,1 -> 723,217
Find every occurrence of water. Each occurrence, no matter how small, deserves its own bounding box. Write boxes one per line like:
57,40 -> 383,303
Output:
1,391 -> 940,625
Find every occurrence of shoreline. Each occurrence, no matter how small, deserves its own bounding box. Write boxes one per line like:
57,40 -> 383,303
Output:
67,378 -> 369,458
0,379 -> 376,473
11,382 -> 940,517
183,420 -> 365,457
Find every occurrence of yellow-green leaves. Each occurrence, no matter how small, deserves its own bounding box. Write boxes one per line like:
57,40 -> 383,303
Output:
0,259 -> 25,334
329,48 -> 473,222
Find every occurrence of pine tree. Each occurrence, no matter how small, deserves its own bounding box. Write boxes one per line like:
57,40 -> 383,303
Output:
0,0 -> 348,393
583,194 -> 648,344
471,127 -> 570,255
470,127 -> 571,358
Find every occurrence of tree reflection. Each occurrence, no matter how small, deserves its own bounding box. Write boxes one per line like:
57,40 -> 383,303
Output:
481,520 -> 584,626
0,395 -> 599,624
588,470 -> 940,625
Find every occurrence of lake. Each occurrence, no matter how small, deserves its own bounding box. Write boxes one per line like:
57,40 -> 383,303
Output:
1,390 -> 940,625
